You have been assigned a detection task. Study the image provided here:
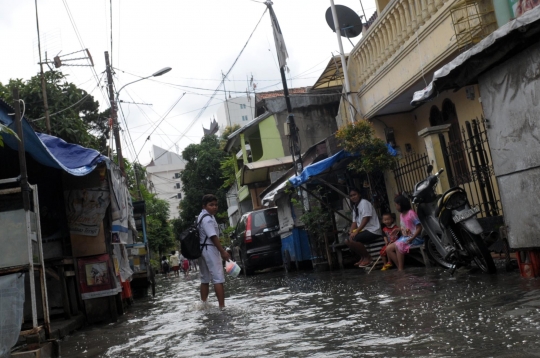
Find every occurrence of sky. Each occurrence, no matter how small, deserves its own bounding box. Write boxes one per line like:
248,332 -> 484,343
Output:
0,0 -> 376,165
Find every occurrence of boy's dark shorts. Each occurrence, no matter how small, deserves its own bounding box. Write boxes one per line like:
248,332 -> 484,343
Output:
352,230 -> 381,244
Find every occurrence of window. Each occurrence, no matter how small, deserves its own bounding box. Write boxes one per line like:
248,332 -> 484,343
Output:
242,115 -> 248,121
174,172 -> 180,179
175,183 -> 180,189
240,104 -> 246,109
177,193 -> 182,199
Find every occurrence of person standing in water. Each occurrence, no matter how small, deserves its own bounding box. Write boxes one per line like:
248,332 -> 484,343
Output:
198,194 -> 230,308
345,188 -> 383,267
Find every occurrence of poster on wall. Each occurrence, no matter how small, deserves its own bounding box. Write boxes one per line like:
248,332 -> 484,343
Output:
509,0 -> 540,17
64,188 -> 110,236
77,254 -> 118,300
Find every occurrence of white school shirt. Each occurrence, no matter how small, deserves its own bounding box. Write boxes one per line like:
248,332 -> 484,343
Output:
197,209 -> 219,246
352,199 -> 382,235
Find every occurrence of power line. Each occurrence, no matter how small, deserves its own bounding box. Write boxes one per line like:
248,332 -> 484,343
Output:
152,7 -> 269,164
135,93 -> 186,160
61,0 -> 110,108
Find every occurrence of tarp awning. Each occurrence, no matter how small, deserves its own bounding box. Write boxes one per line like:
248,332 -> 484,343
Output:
261,179 -> 291,205
411,6 -> 540,106
0,99 -> 108,176
241,155 -> 293,186
289,150 -> 356,187
311,55 -> 348,90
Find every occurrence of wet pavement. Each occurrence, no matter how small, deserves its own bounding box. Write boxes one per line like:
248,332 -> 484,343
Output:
60,264 -> 540,357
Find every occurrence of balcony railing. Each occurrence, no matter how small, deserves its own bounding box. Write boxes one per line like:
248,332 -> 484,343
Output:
351,0 -> 451,85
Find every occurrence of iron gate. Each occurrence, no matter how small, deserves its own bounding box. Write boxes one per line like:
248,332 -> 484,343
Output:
392,153 -> 430,195
441,117 -> 502,218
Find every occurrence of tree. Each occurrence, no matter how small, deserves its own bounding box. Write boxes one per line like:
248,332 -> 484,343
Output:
124,158 -> 174,255
144,190 -> 175,256
219,124 -> 242,189
219,124 -> 241,150
176,135 -> 228,233
0,71 -> 110,152
335,120 -> 395,174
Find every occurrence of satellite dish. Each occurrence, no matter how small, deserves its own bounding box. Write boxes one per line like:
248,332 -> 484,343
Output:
325,5 -> 363,38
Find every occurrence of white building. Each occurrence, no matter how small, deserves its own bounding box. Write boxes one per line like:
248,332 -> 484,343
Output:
215,95 -> 255,134
146,145 -> 185,220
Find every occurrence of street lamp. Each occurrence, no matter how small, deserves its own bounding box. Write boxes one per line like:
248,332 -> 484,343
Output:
103,51 -> 171,198
116,66 -> 172,96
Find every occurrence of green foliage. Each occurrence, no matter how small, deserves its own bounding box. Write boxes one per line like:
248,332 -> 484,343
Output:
219,124 -> 241,150
220,155 -> 237,189
142,188 -> 175,255
0,123 -> 19,147
176,135 -> 228,234
0,71 -> 109,152
300,205 -> 333,242
124,159 -> 147,198
335,120 -> 395,174
123,157 -> 174,255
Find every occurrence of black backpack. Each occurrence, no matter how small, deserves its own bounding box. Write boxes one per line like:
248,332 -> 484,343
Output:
180,214 -> 210,260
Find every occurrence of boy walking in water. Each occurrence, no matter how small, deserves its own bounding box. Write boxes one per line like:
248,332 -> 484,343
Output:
198,194 -> 230,308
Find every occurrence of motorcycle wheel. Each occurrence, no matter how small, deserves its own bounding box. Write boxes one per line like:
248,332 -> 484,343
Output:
424,235 -> 453,269
461,228 -> 497,274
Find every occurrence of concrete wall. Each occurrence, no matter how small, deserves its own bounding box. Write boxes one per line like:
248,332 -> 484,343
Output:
262,93 -> 340,156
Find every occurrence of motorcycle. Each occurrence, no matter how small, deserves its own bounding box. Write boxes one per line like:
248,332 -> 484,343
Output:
410,165 -> 496,274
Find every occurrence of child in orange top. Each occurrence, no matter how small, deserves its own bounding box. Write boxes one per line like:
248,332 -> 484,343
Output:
380,213 -> 400,270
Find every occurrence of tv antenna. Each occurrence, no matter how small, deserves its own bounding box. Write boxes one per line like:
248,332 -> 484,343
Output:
40,49 -> 95,70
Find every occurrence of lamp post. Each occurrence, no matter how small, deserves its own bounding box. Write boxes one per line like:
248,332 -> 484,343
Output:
116,67 -> 172,97
104,50 -> 171,197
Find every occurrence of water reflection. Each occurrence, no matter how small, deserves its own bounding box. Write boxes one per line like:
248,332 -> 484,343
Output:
61,266 -> 540,357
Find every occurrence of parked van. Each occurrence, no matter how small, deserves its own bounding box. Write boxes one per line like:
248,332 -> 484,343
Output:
230,207 -> 282,275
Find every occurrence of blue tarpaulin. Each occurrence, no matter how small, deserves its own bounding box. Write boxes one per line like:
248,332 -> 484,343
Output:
289,150 -> 356,188
0,99 -> 108,176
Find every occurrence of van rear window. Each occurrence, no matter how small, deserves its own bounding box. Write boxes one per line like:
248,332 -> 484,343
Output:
251,209 -> 279,235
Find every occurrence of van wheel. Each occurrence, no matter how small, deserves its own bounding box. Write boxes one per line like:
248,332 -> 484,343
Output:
283,250 -> 292,273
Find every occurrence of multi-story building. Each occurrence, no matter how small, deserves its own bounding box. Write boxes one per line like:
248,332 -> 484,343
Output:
336,0 -> 514,229
215,95 -> 255,134
146,145 -> 185,220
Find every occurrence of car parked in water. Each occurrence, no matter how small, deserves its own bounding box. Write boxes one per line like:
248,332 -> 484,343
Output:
230,207 -> 282,275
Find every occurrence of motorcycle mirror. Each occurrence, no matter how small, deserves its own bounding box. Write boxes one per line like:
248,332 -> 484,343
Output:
427,164 -> 433,174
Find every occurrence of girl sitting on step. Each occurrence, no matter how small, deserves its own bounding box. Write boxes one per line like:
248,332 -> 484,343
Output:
386,195 -> 423,271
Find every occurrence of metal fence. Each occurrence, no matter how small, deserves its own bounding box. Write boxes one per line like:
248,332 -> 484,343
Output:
441,117 -> 503,218
392,153 -> 430,195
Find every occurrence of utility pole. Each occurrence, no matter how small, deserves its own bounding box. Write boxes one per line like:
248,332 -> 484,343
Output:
34,0 -> 51,134
265,1 -> 303,176
104,51 -> 125,174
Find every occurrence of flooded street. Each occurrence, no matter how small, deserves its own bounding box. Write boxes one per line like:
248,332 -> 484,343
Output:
61,266 -> 540,357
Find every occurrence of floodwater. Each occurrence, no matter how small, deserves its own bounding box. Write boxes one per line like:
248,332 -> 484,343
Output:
61,264 -> 540,357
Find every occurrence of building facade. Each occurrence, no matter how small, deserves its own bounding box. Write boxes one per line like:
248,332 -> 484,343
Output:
215,95 -> 255,134
146,145 -> 185,220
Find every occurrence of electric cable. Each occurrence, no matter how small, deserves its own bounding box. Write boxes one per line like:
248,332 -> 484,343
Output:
61,0 -> 110,107
135,93 -> 186,160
